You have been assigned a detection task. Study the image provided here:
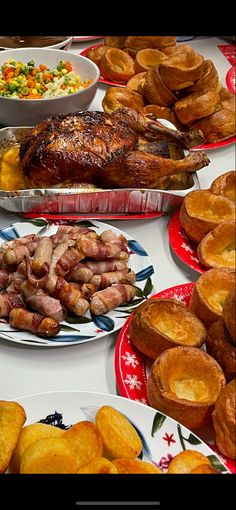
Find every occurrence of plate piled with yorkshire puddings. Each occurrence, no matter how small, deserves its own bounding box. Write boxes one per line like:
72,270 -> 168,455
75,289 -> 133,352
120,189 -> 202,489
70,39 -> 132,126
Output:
115,273 -> 236,473
83,36 -> 236,148
168,170 -> 236,273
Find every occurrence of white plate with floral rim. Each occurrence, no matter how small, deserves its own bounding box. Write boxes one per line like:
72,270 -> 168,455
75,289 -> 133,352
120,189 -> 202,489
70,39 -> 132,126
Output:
0,218 -> 155,347
11,390 -> 229,473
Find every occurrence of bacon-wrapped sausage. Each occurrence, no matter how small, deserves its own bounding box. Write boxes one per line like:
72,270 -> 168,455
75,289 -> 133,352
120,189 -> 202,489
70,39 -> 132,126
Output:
55,247 -> 84,277
26,237 -> 53,288
50,226 -> 97,247
90,269 -> 136,289
90,284 -> 136,315
82,259 -> 127,274
46,241 -> 73,294
9,308 -> 60,337
1,234 -> 38,251
53,277 -> 89,316
77,237 -> 121,260
20,280 -> 66,322
0,270 -> 10,290
68,264 -> 94,283
100,230 -> 128,252
0,292 -> 25,317
3,240 -> 39,266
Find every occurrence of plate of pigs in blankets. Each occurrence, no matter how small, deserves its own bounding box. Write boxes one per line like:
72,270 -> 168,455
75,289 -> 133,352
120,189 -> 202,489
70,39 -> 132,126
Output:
0,218 -> 155,347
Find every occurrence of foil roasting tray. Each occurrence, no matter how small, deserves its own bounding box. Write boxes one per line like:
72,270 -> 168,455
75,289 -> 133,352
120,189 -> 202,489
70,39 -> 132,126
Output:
0,126 -> 200,215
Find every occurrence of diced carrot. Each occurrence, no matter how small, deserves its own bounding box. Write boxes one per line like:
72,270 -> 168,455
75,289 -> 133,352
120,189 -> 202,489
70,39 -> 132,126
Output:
39,64 -> 47,71
15,68 -> 20,76
6,71 -> 15,80
3,67 -> 14,76
65,62 -> 72,72
84,79 -> 93,88
25,93 -> 41,99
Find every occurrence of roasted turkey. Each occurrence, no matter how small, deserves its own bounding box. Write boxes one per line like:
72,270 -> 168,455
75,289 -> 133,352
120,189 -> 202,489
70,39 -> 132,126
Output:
20,108 -> 210,189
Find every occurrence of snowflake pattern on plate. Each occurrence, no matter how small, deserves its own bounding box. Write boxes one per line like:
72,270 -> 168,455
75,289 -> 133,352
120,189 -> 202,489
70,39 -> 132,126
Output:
114,282 -> 236,474
168,208 -> 205,274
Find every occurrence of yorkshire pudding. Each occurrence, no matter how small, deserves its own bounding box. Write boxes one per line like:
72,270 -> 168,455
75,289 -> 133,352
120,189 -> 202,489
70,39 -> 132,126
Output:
159,49 -> 204,91
86,44 -> 108,67
127,72 -> 147,93
222,290 -> 236,343
142,66 -> 177,106
129,298 -> 207,359
206,320 -> 236,381
212,379 -> 236,459
134,48 -> 168,73
174,90 -> 221,125
100,48 -> 135,83
143,104 -> 180,128
125,36 -> 176,55
104,36 -> 127,49
102,86 -> 145,114
163,44 -> 195,58
192,89 -> 236,143
185,60 -> 221,95
210,171 -> 236,202
189,268 -> 235,328
197,220 -> 236,271
147,346 -> 226,430
180,189 -> 235,243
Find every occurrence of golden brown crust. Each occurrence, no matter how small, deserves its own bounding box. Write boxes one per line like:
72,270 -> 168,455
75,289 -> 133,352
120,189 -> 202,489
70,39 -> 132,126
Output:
142,66 -> 177,106
100,48 -> 135,83
104,36 -> 127,49
129,298 -> 207,359
0,401 -> 26,473
222,290 -> 236,343
206,319 -> 236,381
210,171 -> 236,202
159,49 -> 204,91
134,48 -> 168,73
184,60 -> 221,95
212,379 -> 236,459
126,72 -> 147,93
102,86 -> 145,114
174,90 -> 221,125
167,450 -> 211,474
125,36 -> 176,53
180,189 -> 235,243
197,220 -> 236,271
147,346 -> 226,430
191,97 -> 236,143
86,44 -> 108,67
189,268 -> 235,328
143,104 -> 181,128
113,458 -> 163,474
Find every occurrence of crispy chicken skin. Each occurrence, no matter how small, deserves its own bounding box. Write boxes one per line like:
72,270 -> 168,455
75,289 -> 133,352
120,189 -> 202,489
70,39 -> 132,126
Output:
20,108 -> 209,189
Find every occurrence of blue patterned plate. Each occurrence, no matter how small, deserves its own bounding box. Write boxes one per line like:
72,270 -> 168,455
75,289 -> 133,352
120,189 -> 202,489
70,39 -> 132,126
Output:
0,219 -> 155,347
13,390 -> 229,473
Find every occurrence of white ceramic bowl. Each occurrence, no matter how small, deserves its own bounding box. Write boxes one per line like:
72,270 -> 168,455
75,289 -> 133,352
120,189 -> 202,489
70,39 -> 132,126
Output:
0,48 -> 100,126
0,36 -> 73,50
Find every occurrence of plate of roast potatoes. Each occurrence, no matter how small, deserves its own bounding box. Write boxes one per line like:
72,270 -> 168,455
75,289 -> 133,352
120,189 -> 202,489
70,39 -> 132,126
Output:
82,36 -> 236,148
0,390 -> 230,474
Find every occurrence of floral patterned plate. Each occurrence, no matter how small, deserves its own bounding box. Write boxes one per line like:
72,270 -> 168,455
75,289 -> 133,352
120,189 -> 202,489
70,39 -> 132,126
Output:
114,282 -> 236,474
168,208 -> 205,274
13,390 -> 229,473
0,219 -> 155,347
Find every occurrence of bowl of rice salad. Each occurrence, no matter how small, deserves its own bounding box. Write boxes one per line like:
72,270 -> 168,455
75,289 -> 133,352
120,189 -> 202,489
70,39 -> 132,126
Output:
0,48 -> 100,126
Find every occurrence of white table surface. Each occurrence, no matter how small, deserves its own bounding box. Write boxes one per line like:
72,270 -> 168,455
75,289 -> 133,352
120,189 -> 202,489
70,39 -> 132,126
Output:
0,37 -> 235,400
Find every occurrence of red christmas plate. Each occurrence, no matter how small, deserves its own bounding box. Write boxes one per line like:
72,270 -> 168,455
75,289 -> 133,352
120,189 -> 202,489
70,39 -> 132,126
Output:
168,208 -> 205,274
114,282 -> 236,474
226,66 -> 236,95
191,135 -> 236,151
80,44 -> 126,87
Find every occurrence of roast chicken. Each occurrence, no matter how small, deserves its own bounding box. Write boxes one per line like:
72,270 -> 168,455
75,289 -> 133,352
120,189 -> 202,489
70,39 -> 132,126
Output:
20,108 -> 210,189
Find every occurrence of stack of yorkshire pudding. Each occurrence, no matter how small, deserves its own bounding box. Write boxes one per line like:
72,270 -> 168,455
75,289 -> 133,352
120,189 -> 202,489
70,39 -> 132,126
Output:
179,171 -> 236,271
129,266 -> 236,459
98,38 -> 236,144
